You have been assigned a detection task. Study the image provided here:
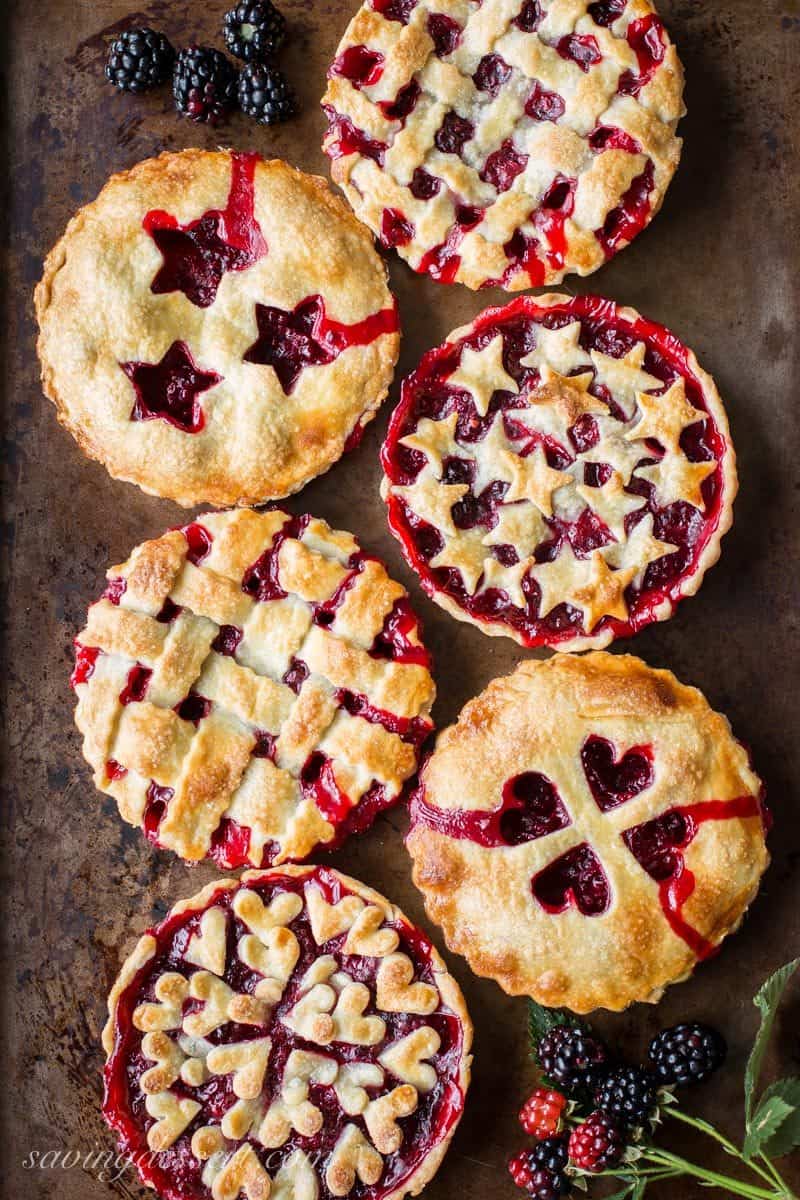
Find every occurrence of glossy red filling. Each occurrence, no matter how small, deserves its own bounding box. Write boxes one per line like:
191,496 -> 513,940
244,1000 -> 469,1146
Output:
244,294 -> 399,394
618,15 -> 666,97
102,868 -> 466,1200
435,111 -> 474,156
514,0 -> 543,31
481,140 -> 528,192
381,208 -> 415,247
80,515 -> 432,870
381,294 -> 729,649
427,13 -> 461,56
144,152 -> 267,309
330,44 -> 385,87
581,736 -> 654,811
623,795 -> 766,959
410,770 -> 570,848
533,843 -> 610,916
473,53 -> 512,97
556,34 -> 601,71
371,0 -> 417,22
121,341 -> 222,434
524,80 -> 566,122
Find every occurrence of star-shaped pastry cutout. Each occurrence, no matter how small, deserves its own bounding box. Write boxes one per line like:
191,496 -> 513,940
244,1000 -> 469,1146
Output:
604,513 -> 678,587
399,411 -> 460,477
583,418 -> 650,485
393,466 -> 468,537
575,470 -> 646,539
430,528 -> 489,594
244,295 -> 343,394
625,380 -> 707,451
529,546 -> 636,629
478,555 -> 533,609
513,364 -> 608,444
590,343 -> 661,420
447,335 -> 519,417
637,450 -> 716,510
502,443 -> 573,516
121,340 -> 222,433
471,413 -> 518,496
482,501 -> 548,560
520,321 -> 593,376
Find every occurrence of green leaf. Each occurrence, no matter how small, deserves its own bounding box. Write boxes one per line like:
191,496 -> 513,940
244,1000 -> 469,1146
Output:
527,999 -> 589,1060
600,1186 -> 635,1200
745,958 -> 799,1122
742,1094 -> 794,1159
760,1078 -> 800,1158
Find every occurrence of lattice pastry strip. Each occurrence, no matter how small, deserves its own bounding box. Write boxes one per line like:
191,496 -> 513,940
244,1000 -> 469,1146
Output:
73,509 -> 435,867
102,867 -> 473,1200
323,0 -> 685,289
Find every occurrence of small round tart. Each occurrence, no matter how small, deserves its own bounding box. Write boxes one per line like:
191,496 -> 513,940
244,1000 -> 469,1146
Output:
407,653 -> 770,1013
102,865 -> 472,1200
322,0 -> 684,290
381,293 -> 735,651
35,150 -> 399,507
72,509 -> 435,867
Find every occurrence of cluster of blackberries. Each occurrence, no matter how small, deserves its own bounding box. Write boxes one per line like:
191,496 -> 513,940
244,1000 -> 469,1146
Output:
104,2 -> 296,126
509,1021 -> 726,1199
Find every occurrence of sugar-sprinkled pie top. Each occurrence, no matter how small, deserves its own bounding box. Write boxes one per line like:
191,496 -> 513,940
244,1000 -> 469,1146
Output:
322,0 -> 684,290
72,509 -> 435,868
407,654 -> 770,1013
102,865 -> 472,1200
35,150 -> 399,508
381,293 -> 736,651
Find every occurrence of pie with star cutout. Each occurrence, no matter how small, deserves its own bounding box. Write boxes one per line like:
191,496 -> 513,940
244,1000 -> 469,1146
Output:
71,509 -> 435,868
35,150 -> 399,508
407,653 -> 770,1013
322,0 -> 684,290
102,865 -> 472,1200
381,292 -> 736,651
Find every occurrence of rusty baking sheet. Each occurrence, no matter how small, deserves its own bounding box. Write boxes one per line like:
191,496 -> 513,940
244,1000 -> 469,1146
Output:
3,1 -> 799,1198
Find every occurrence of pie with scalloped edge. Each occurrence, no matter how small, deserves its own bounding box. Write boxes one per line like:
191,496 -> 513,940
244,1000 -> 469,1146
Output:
35,150 -> 400,508
380,292 -> 735,651
102,864 -> 472,1200
71,508 -> 435,868
322,0 -> 684,290
407,653 -> 770,1013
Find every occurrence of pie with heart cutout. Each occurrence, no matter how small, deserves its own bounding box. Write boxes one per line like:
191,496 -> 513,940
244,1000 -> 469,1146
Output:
35,149 -> 399,508
406,653 -> 770,1013
71,508 -> 435,868
322,0 -> 684,290
102,865 -> 472,1200
381,292 -> 736,651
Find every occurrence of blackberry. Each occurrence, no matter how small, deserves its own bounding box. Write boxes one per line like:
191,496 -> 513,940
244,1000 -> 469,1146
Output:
105,27 -> 175,93
568,1111 -> 625,1173
529,1136 -> 569,1176
537,1025 -> 611,1096
519,1088 -> 567,1139
509,1153 -> 570,1199
649,1022 -> 727,1086
595,1066 -> 658,1128
238,63 -> 296,124
223,1 -> 287,61
173,46 -> 238,124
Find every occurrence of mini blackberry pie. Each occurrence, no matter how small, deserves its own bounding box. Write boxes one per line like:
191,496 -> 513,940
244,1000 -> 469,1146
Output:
322,0 -> 684,290
381,293 -> 736,651
102,865 -> 472,1200
72,509 -> 435,867
407,653 -> 770,1013
35,150 -> 399,508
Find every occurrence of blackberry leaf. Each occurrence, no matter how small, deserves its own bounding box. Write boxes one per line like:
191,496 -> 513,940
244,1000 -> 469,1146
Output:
743,1094 -> 794,1160
745,958 -> 799,1122
759,1078 -> 800,1159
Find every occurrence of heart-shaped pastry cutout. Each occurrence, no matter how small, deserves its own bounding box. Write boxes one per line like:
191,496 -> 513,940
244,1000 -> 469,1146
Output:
532,842 -> 610,916
581,735 -> 654,812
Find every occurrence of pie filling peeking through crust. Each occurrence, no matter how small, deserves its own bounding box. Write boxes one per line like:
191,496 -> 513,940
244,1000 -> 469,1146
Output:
406,654 -> 770,1013
322,0 -> 684,290
35,150 -> 400,507
72,509 -> 435,868
381,292 -> 736,651
102,866 -> 472,1200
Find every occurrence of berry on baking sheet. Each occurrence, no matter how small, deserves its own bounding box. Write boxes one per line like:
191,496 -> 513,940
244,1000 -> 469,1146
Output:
537,1026 -> 611,1097
238,62 -> 296,123
594,1066 -> 658,1129
568,1110 -> 625,1173
223,1 -> 287,61
173,45 -> 238,124
520,1088 -> 567,1139
105,27 -> 175,92
648,1022 -> 727,1086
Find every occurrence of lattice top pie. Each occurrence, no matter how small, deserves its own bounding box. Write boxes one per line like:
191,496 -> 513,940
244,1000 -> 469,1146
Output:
407,653 -> 770,1013
35,150 -> 399,508
72,509 -> 435,867
381,293 -> 735,651
322,0 -> 684,290
102,865 -> 472,1200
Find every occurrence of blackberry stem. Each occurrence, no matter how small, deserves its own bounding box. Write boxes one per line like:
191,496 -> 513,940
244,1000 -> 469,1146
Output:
642,1148 -> 792,1200
664,1108 -> 795,1196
